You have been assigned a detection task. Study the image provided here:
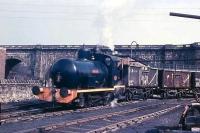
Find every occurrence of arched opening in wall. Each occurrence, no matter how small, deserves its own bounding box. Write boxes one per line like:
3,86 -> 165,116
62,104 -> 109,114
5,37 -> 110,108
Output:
5,58 -> 22,79
5,58 -> 33,79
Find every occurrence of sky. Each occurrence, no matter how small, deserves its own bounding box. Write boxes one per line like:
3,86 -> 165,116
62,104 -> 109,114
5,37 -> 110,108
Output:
0,0 -> 199,49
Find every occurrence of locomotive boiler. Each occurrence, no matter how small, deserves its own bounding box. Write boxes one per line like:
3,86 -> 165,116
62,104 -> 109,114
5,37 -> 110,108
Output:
51,58 -> 108,90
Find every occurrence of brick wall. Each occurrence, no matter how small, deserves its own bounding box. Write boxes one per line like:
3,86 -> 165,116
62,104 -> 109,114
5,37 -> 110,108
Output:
0,48 -> 6,79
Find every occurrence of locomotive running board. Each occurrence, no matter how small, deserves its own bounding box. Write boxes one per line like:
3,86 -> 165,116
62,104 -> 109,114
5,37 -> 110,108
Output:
77,88 -> 115,93
77,85 -> 125,93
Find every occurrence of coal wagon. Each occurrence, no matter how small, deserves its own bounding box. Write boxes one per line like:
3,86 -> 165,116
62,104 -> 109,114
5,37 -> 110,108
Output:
122,61 -> 158,99
158,69 -> 191,98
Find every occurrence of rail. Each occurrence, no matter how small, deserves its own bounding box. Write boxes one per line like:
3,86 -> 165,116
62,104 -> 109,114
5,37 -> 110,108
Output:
1,101 -> 138,125
15,102 -> 163,133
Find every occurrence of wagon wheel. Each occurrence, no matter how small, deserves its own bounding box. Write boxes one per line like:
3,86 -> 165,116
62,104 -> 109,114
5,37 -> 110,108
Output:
176,91 -> 181,99
125,90 -> 134,101
161,92 -> 168,99
143,89 -> 151,99
148,89 -> 153,98
194,92 -> 200,103
193,88 -> 200,103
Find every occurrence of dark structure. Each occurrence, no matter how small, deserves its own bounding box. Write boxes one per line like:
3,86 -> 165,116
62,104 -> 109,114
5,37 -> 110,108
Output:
114,42 -> 200,70
170,12 -> 200,20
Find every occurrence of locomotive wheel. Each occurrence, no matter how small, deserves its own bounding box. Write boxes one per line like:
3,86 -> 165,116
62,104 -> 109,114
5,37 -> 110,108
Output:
104,92 -> 114,105
84,94 -> 104,107
194,93 -> 200,103
193,89 -> 200,103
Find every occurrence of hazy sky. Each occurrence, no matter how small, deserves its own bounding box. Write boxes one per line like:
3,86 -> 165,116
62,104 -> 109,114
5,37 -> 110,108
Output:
0,0 -> 199,48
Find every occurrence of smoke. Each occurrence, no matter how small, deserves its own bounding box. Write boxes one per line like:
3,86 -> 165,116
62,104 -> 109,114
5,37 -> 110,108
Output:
98,0 -> 131,50
110,98 -> 118,107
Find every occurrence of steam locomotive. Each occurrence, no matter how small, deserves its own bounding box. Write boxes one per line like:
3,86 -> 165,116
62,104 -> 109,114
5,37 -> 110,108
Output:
32,48 -> 200,106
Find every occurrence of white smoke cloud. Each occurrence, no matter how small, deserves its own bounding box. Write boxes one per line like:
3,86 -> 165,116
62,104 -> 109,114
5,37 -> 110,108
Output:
98,0 -> 132,50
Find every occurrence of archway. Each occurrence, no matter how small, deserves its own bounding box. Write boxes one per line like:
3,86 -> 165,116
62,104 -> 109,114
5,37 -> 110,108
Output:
5,58 -> 22,79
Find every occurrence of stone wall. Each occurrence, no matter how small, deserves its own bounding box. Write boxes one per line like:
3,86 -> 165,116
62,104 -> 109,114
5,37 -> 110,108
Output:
115,42 -> 200,70
0,80 -> 41,103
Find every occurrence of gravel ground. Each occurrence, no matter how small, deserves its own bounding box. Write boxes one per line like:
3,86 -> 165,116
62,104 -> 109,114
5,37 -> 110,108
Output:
0,85 -> 37,103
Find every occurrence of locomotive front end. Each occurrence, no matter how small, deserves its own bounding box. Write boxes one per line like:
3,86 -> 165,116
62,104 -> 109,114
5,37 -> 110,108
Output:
32,58 -> 109,104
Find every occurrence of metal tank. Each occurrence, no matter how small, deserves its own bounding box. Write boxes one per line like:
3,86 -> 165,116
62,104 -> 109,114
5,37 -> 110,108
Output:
50,59 -> 108,89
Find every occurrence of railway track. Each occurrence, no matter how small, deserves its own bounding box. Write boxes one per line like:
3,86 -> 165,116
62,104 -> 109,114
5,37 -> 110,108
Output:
13,101 -> 180,133
0,99 -> 194,133
49,104 -> 180,133
1,101 -> 66,124
1,100 -> 139,125
1,101 -> 53,113
1,105 -> 64,124
87,105 -> 180,133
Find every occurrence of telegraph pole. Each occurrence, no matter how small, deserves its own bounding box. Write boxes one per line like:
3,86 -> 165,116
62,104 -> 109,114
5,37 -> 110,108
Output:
170,12 -> 200,20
